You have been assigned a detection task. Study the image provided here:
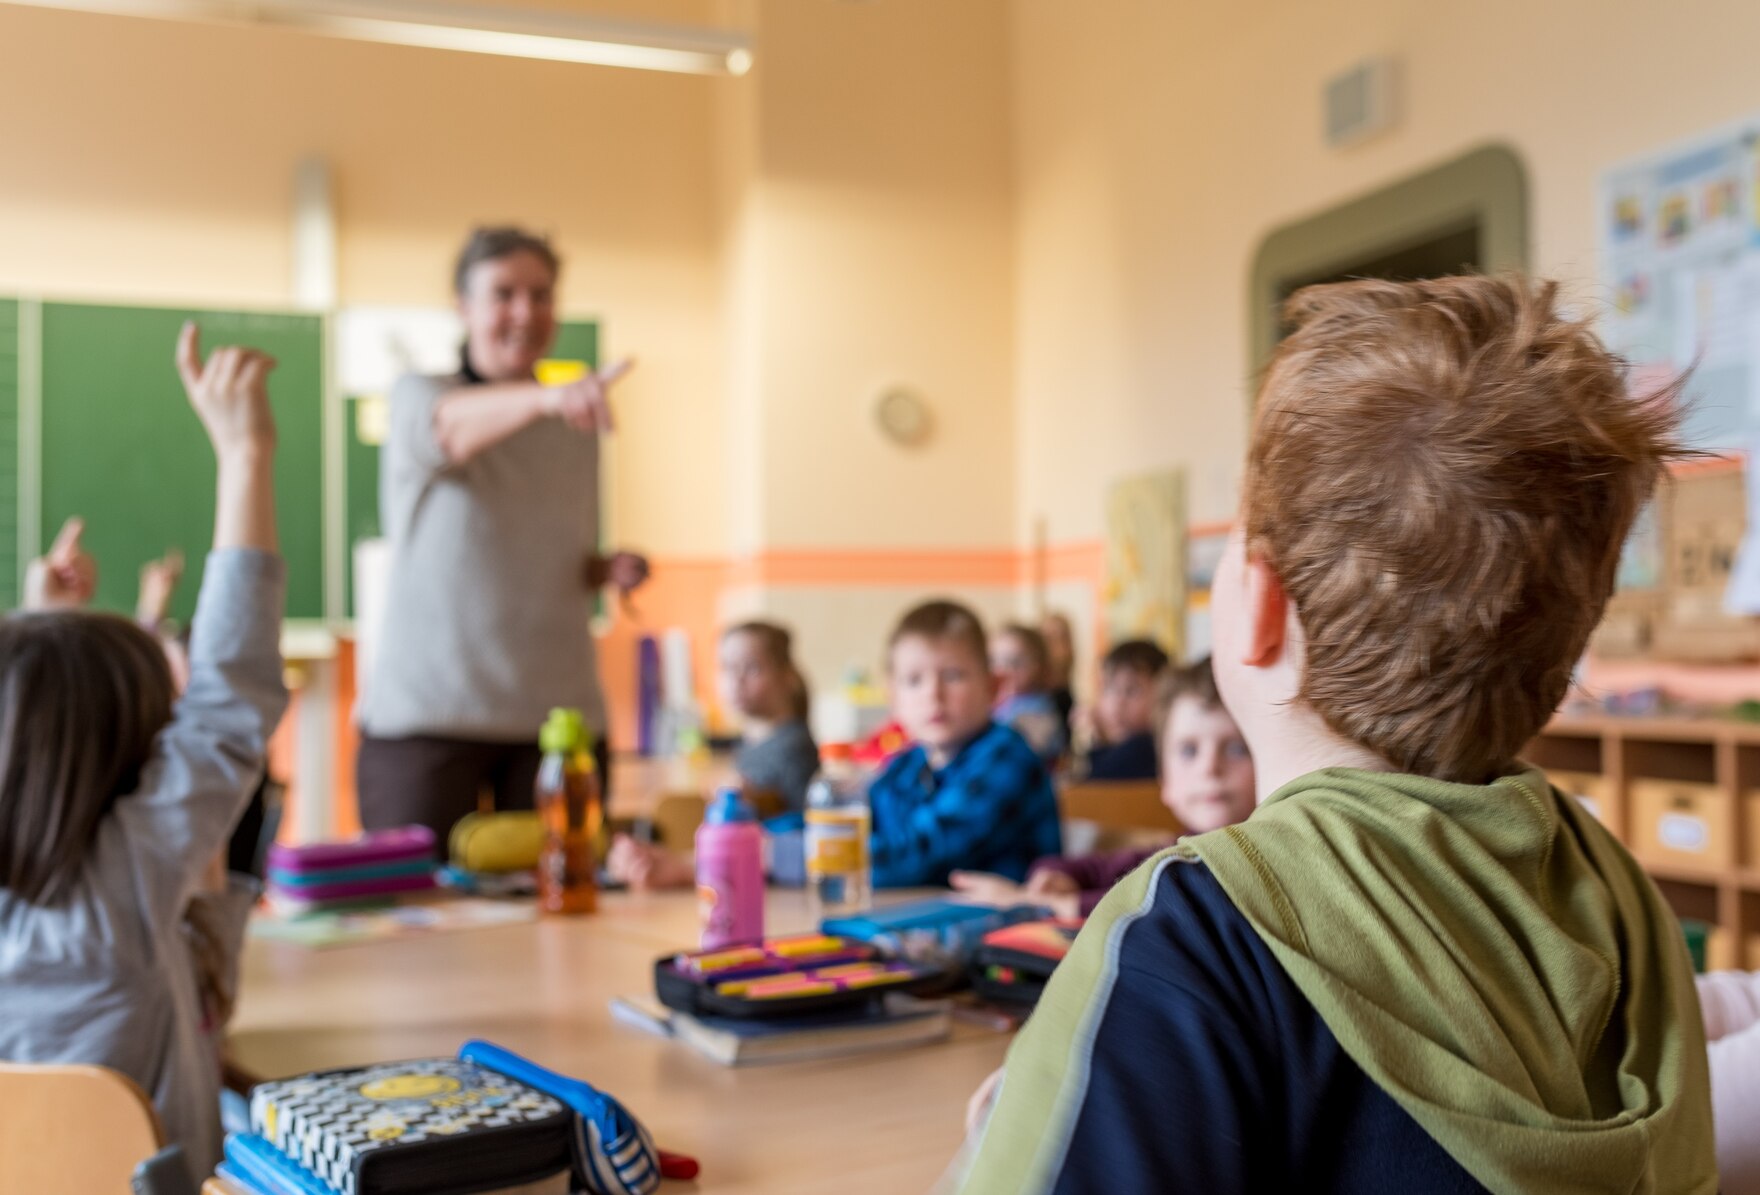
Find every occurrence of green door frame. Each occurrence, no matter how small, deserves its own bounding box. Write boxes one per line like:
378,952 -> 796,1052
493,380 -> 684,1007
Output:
1247,143 -> 1530,381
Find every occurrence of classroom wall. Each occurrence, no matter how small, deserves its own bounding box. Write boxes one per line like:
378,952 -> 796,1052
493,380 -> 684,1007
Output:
696,0 -> 1022,720
0,0 -> 730,560
1010,0 -> 1760,542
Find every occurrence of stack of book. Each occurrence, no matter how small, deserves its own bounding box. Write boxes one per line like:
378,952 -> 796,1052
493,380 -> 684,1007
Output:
612,992 -> 952,1067
264,827 -> 437,915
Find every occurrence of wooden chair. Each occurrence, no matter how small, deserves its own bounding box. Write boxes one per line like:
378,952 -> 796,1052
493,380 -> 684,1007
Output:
0,1060 -> 193,1192
1058,780 -> 1182,835
649,790 -> 788,848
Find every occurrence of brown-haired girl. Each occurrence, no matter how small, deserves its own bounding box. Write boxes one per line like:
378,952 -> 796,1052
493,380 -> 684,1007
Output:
608,620 -> 819,890
0,324 -> 288,1175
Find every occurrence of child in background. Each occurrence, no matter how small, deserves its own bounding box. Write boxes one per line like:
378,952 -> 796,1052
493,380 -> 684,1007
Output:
870,601 -> 1061,887
989,623 -> 1067,764
952,656 -> 1251,917
1040,612 -> 1077,744
717,621 -> 820,812
1081,638 -> 1170,780
609,621 -> 819,889
954,278 -> 1714,1192
0,324 -> 288,1176
611,602 -> 1063,891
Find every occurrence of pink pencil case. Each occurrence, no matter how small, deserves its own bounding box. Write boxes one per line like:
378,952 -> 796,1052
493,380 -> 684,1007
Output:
265,826 -> 436,876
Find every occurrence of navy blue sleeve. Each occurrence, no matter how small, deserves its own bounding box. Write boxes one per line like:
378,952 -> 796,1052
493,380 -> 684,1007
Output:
1083,732 -> 1159,781
1040,863 -> 1484,1195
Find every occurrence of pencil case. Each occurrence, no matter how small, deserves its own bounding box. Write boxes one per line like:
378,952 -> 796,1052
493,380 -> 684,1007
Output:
449,811 -> 545,874
821,898 -> 1044,967
653,933 -> 947,1019
969,918 -> 1082,1006
265,826 -> 436,875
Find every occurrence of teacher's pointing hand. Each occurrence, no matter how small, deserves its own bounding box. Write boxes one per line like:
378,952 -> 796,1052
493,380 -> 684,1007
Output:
544,358 -> 634,434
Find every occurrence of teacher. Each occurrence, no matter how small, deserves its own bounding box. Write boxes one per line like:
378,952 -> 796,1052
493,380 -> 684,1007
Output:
356,226 -> 647,840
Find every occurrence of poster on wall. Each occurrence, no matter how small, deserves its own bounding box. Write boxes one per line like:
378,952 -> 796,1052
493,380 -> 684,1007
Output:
1599,121 -> 1760,450
1104,470 -> 1186,657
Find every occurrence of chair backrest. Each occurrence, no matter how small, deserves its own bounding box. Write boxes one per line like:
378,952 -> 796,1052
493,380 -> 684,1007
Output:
651,794 -> 707,849
0,1061 -> 165,1191
650,790 -> 789,849
1058,780 -> 1182,834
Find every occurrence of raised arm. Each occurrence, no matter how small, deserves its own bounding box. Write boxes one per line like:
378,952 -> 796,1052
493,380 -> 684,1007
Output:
432,358 -> 633,464
117,324 -> 289,924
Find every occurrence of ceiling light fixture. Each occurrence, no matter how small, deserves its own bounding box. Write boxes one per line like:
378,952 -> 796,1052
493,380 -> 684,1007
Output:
1,0 -> 754,76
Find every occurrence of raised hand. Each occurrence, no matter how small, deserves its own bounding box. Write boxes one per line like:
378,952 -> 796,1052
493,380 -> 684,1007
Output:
174,322 -> 279,553
175,321 -> 277,458
23,516 -> 97,611
136,547 -> 185,627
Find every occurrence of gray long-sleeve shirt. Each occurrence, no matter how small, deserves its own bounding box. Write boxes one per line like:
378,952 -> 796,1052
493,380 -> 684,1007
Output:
357,371 -> 607,741
0,549 -> 288,1174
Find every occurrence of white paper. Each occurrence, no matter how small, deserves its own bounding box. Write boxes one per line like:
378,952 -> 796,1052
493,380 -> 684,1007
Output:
335,306 -> 463,397
1723,434 -> 1760,615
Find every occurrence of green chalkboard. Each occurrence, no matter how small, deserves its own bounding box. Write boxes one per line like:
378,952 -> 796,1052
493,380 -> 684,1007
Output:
39,303 -> 324,621
341,320 -> 598,617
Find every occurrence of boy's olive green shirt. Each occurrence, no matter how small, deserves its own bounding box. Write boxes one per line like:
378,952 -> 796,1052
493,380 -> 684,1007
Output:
956,766 -> 1716,1194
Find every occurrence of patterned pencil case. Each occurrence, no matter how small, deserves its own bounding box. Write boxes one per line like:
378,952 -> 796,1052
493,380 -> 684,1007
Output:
653,933 -> 948,1019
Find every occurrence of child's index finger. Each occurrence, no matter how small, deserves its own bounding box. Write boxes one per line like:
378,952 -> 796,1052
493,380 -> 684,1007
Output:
174,321 -> 202,387
48,516 -> 84,562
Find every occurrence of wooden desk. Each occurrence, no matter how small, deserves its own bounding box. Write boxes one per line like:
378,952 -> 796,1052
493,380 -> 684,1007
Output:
230,890 -> 1006,1195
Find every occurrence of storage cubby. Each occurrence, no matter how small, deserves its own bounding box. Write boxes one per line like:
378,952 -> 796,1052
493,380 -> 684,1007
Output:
1527,713 -> 1760,971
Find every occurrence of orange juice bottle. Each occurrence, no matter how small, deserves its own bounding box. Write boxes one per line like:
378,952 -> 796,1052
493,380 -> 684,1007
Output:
535,708 -> 601,916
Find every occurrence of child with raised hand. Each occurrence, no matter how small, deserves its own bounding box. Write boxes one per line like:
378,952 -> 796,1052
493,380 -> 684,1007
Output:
1080,638 -> 1170,780
953,278 -> 1714,1193
952,656 -> 1252,918
24,516 -> 98,611
989,623 -> 1067,764
608,621 -> 818,889
0,322 -> 288,1176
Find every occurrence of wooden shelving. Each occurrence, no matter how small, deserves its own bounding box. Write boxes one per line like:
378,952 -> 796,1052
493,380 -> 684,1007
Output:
1531,713 -> 1760,970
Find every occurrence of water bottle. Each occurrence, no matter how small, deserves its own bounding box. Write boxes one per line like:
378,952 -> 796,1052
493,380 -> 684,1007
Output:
535,708 -> 601,916
805,744 -> 871,917
696,789 -> 765,949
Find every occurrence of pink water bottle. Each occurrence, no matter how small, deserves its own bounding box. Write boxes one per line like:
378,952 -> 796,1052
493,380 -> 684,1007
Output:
696,789 -> 765,949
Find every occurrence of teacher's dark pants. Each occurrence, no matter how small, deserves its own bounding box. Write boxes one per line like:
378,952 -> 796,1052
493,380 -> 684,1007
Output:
356,733 -> 613,844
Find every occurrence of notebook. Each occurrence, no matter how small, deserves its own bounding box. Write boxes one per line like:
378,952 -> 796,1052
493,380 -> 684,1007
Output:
249,1058 -> 573,1195
667,996 -> 951,1066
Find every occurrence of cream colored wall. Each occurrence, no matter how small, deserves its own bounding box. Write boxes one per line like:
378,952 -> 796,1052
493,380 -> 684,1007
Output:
0,1 -> 730,556
1012,0 -> 1760,539
739,0 -> 1016,551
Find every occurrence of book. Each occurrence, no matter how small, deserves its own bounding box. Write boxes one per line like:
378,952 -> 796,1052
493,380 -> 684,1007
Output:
249,1058 -> 573,1195
668,996 -> 951,1066
250,894 -> 536,949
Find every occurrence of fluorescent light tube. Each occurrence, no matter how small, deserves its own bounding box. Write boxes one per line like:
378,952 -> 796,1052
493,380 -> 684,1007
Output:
0,0 -> 754,75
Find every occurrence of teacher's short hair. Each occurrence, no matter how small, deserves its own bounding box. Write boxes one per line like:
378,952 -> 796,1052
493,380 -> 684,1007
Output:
453,226 -> 562,295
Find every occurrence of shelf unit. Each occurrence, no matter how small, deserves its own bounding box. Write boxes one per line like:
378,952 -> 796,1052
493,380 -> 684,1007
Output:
1530,713 -> 1760,970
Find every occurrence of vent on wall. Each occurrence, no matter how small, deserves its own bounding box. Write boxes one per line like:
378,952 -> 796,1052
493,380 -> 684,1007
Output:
1324,57 -> 1399,148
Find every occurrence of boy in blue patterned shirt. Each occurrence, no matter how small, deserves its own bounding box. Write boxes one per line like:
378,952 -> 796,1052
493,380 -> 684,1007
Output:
870,600 -> 1061,888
